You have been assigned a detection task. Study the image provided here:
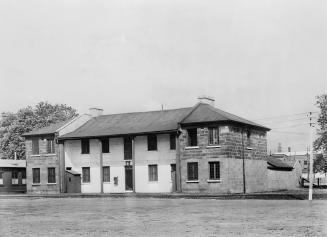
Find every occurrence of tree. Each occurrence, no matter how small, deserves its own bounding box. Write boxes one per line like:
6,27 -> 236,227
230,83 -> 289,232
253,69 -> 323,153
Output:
0,102 -> 78,160
314,94 -> 327,174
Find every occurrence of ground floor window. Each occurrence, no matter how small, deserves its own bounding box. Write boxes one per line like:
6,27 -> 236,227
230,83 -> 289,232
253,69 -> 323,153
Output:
32,168 -> 40,184
0,171 -> 3,185
187,162 -> 198,181
209,162 -> 220,180
148,164 -> 158,181
82,167 -> 90,183
48,167 -> 56,183
103,166 -> 110,182
12,170 -> 18,184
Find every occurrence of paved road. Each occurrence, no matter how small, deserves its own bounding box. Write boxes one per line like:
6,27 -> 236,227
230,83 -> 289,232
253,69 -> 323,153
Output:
0,198 -> 326,236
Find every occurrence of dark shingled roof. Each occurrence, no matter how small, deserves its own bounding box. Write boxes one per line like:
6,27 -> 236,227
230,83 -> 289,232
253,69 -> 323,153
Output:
60,107 -> 192,139
59,103 -> 269,140
181,103 -> 270,130
23,118 -> 74,137
267,157 -> 293,170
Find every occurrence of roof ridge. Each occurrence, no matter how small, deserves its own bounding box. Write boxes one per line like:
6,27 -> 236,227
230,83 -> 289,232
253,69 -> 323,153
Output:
96,106 -> 192,118
179,103 -> 202,123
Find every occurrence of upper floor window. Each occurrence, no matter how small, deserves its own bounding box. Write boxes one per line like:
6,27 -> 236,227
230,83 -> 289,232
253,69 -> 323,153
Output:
208,127 -> 219,146
101,139 -> 110,153
81,139 -> 90,154
187,162 -> 198,181
124,137 -> 132,160
46,139 -> 55,154
170,133 -> 176,150
147,134 -> 157,151
82,167 -> 90,183
246,130 -> 251,148
209,162 -> 220,180
187,129 -> 197,147
48,167 -> 56,184
32,168 -> 40,184
32,138 -> 39,155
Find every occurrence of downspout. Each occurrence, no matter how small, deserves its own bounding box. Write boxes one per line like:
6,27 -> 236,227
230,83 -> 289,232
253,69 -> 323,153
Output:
241,127 -> 246,194
132,136 -> 136,193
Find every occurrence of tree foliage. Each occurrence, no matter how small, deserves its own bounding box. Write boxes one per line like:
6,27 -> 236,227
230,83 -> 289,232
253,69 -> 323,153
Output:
0,102 -> 78,160
314,94 -> 327,172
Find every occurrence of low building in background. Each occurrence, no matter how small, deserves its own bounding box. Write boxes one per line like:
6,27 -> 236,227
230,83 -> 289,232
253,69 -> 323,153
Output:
0,159 -> 26,193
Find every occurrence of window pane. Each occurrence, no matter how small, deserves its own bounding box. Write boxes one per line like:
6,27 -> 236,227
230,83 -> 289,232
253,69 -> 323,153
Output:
148,165 -> 158,181
170,133 -> 176,150
101,139 -> 110,153
187,162 -> 198,180
32,168 -> 40,183
48,168 -> 56,183
32,139 -> 39,155
47,139 -> 55,154
209,162 -> 220,180
208,128 -> 219,145
103,166 -> 110,182
81,139 -> 90,154
82,167 -> 90,183
187,129 -> 197,146
147,135 -> 157,151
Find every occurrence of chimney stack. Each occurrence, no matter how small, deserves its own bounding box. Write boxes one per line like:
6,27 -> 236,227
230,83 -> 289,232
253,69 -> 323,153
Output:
89,107 -> 103,117
198,95 -> 215,106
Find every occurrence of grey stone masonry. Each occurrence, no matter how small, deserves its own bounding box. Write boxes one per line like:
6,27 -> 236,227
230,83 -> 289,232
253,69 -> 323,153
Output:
179,125 -> 268,193
25,137 -> 60,194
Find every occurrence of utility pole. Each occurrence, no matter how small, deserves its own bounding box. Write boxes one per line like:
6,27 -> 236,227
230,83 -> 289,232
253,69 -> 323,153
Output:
308,112 -> 315,201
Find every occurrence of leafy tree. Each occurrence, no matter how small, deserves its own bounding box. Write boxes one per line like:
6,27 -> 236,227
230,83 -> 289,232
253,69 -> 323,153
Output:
0,102 -> 78,160
314,94 -> 327,173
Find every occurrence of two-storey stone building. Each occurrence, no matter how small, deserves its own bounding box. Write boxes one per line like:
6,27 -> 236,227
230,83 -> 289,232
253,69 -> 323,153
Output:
24,97 -> 271,194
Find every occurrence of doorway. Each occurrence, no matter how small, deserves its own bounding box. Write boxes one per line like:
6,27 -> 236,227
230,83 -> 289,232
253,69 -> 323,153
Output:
125,166 -> 133,191
171,164 -> 177,192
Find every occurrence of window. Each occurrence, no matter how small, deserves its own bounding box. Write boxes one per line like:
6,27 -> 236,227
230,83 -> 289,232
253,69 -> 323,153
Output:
32,138 -> 39,155
209,162 -> 220,180
48,167 -> 56,183
124,137 -> 132,160
170,133 -> 176,150
103,166 -> 110,182
12,171 -> 18,184
81,139 -> 90,154
246,130 -> 251,147
46,139 -> 55,154
22,170 -> 26,184
187,162 -> 198,181
101,139 -> 110,153
148,165 -> 158,181
187,129 -> 197,147
0,171 -> 3,185
147,134 -> 157,151
304,160 -> 308,165
208,127 -> 219,145
82,167 -> 90,183
32,168 -> 40,184
66,167 -> 72,170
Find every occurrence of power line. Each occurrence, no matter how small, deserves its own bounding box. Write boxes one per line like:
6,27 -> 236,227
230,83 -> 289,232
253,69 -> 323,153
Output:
251,112 -> 318,121
261,117 -> 309,125
270,123 -> 309,129
269,131 -> 309,135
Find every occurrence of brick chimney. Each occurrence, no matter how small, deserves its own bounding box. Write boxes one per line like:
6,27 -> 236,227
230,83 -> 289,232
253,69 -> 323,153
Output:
198,95 -> 215,106
89,107 -> 103,117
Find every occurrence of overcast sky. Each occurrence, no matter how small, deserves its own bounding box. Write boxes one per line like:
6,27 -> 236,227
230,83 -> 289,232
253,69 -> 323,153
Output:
0,0 -> 326,152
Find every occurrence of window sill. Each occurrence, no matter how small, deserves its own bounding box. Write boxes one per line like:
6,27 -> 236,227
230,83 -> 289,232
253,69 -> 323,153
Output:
148,181 -> 158,183
186,180 -> 199,183
47,183 -> 57,185
82,182 -> 90,184
207,179 -> 221,183
30,154 -> 40,157
103,182 -> 111,184
185,146 -> 199,150
44,153 -> 56,156
246,147 -> 253,150
206,145 -> 221,148
32,183 -> 41,186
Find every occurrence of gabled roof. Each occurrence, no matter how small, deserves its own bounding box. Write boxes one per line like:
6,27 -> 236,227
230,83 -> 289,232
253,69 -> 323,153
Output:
267,157 -> 293,171
181,103 -> 270,130
60,107 -> 192,139
23,118 -> 75,137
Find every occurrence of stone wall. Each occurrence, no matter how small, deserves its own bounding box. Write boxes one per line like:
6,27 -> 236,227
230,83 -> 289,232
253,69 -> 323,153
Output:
25,138 -> 60,194
179,125 -> 268,193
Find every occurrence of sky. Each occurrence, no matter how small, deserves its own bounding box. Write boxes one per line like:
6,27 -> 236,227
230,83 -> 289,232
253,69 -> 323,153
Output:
0,0 -> 326,153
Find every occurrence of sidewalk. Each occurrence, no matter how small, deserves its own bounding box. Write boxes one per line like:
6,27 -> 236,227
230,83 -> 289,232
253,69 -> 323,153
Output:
1,189 -> 327,200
